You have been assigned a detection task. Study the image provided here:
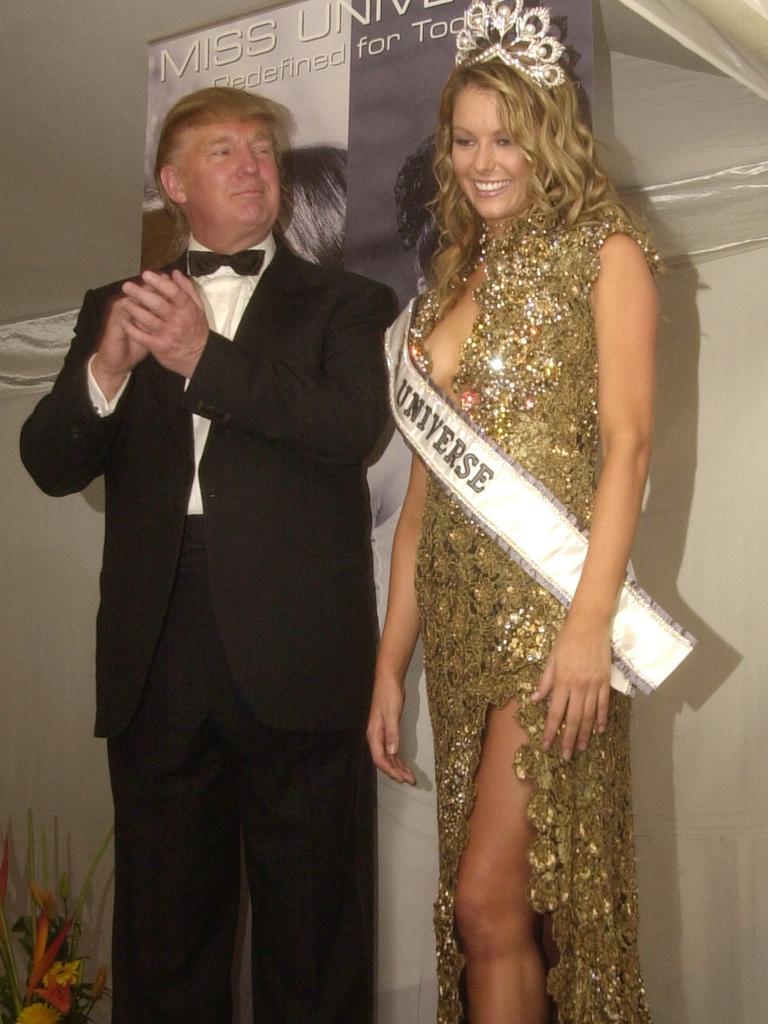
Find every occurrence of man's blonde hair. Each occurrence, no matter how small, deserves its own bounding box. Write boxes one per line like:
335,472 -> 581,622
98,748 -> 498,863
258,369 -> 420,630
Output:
154,86 -> 293,227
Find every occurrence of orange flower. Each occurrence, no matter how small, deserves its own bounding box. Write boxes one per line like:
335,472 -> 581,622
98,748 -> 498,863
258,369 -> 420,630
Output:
88,965 -> 108,1001
25,917 -> 73,999
30,884 -> 56,921
29,911 -> 50,990
35,979 -> 73,1015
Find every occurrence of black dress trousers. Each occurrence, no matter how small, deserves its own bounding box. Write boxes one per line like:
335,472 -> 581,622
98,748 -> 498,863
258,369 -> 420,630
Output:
107,519 -> 376,1023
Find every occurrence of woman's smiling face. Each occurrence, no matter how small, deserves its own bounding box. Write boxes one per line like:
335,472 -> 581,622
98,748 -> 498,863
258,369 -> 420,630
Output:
450,84 -> 530,234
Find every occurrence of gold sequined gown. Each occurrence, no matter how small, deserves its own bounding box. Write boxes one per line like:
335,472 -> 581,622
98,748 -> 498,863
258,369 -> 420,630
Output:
409,213 -> 658,1024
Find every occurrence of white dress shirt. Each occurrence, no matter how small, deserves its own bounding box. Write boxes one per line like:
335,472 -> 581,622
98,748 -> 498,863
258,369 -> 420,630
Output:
87,233 -> 276,514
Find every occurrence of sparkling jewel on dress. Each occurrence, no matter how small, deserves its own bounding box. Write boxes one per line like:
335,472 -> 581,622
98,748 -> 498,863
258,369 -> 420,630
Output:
459,388 -> 481,412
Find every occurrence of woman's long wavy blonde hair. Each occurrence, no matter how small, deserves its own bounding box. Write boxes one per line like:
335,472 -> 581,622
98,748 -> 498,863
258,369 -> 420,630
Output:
431,60 -> 647,309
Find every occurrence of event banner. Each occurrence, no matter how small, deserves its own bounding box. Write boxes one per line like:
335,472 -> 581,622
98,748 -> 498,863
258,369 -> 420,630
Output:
142,0 -> 592,303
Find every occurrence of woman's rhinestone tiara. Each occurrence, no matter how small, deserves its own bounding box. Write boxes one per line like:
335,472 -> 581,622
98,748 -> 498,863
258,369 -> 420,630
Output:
456,0 -> 566,88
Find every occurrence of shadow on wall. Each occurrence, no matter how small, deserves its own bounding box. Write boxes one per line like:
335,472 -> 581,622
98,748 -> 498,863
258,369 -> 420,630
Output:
591,24 -> 742,1010
639,256 -> 741,706
632,254 -> 741,1024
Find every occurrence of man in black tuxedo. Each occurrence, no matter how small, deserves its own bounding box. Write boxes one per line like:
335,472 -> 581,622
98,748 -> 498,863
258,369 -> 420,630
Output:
20,87 -> 396,1023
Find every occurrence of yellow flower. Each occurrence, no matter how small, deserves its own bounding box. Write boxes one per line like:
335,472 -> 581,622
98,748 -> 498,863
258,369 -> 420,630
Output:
42,960 -> 81,988
16,1005 -> 62,1024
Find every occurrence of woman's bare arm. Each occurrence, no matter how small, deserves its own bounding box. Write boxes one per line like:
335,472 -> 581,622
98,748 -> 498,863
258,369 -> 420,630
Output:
367,455 -> 428,784
533,233 -> 658,759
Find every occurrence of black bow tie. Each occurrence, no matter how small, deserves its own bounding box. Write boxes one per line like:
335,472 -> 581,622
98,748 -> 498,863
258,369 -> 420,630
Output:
188,249 -> 265,277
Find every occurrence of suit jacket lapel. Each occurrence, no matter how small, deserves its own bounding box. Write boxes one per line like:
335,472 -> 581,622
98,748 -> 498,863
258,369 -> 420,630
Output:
233,242 -> 317,349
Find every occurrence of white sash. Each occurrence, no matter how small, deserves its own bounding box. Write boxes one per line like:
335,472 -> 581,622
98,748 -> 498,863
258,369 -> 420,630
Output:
386,300 -> 695,696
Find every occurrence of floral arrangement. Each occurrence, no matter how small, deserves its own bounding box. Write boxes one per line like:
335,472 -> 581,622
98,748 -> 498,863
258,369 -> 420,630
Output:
0,817 -> 113,1024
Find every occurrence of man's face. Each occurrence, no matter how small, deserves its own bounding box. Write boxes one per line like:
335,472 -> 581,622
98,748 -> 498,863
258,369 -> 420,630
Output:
160,118 -> 281,253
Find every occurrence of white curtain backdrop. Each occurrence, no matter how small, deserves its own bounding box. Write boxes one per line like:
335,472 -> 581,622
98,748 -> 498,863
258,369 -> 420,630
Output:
616,0 -> 768,98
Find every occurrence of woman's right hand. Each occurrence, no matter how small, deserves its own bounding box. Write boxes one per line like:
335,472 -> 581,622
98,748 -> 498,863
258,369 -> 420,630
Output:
367,675 -> 416,785
368,454 -> 426,787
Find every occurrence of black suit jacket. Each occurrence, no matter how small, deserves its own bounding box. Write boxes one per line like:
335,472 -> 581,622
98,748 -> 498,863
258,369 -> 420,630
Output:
20,244 -> 397,737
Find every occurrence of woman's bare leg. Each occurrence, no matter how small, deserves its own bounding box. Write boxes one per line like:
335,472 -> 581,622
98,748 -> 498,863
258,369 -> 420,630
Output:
454,700 -> 547,1024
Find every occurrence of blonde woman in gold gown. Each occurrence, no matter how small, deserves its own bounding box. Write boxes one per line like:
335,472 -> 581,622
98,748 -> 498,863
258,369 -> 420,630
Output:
368,13 -> 660,1024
